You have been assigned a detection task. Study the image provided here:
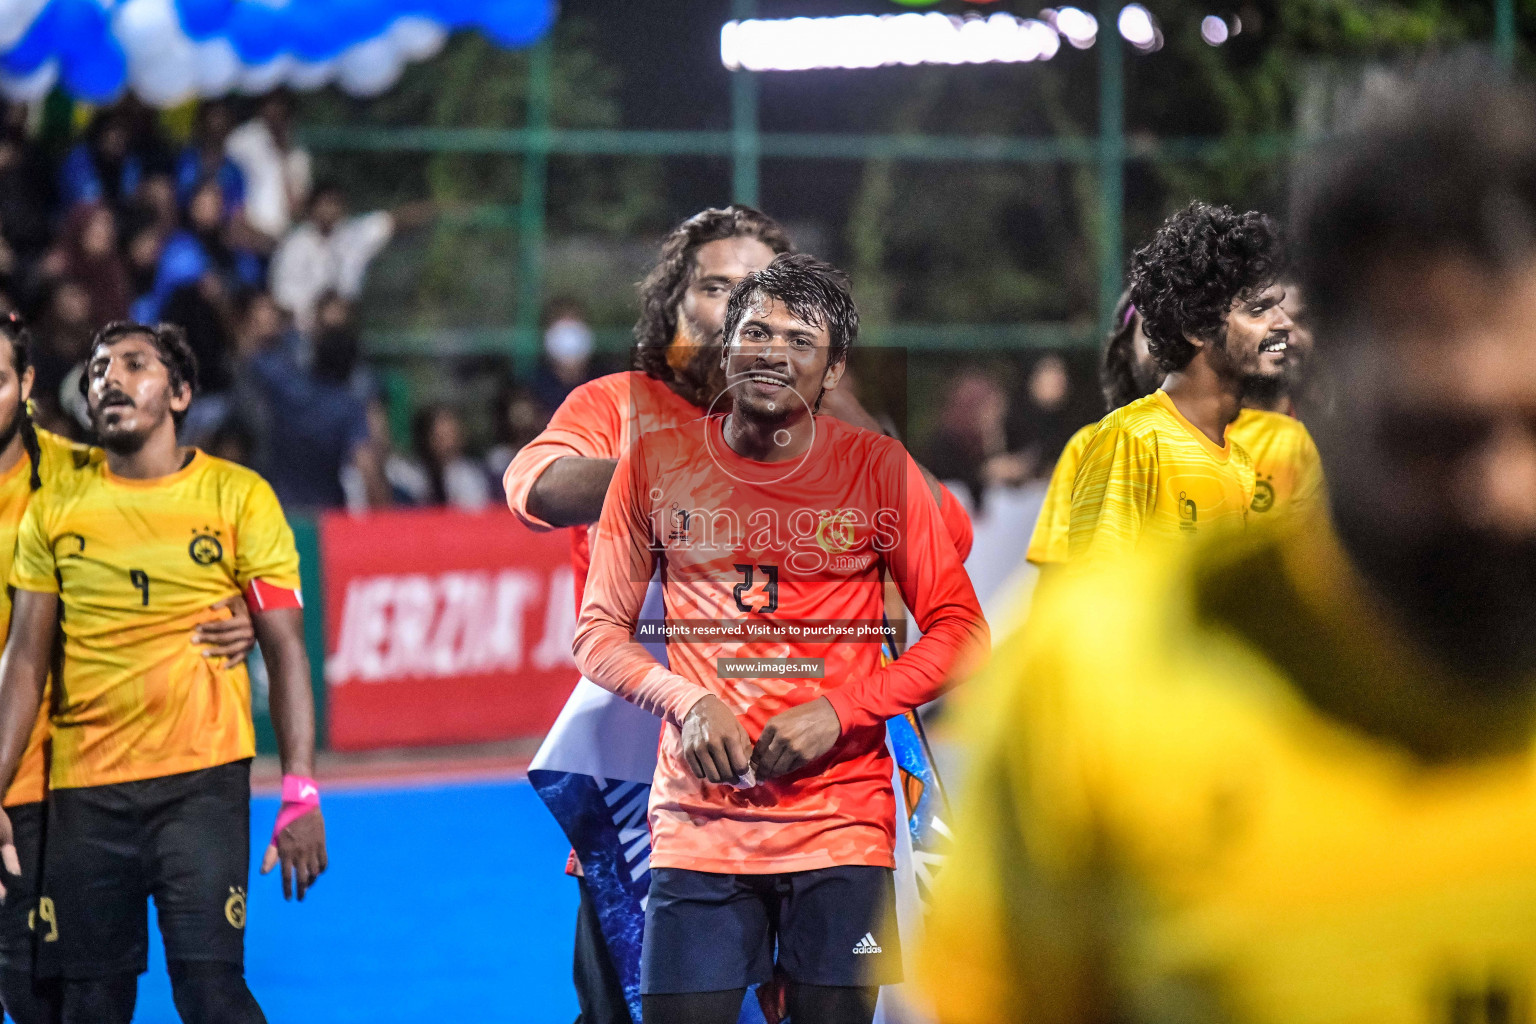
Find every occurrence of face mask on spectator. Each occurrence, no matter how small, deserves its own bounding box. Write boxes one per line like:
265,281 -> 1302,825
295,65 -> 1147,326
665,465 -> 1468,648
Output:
544,319 -> 593,364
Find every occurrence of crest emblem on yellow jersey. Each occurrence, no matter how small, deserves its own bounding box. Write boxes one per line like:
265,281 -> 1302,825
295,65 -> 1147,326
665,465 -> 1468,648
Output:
1251,475 -> 1275,514
815,510 -> 858,554
189,529 -> 224,565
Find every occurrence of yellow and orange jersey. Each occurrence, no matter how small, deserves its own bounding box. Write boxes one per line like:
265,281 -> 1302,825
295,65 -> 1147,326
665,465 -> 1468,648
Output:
920,528 -> 1536,1024
0,428 -> 88,807
574,414 -> 988,875
1068,390 -> 1255,562
10,450 -> 300,789
1026,421 -> 1098,567
1227,407 -> 1324,518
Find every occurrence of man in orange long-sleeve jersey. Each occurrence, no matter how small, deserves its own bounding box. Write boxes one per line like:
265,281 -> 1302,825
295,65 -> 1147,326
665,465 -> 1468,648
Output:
575,254 -> 988,1024
509,209 -> 973,1024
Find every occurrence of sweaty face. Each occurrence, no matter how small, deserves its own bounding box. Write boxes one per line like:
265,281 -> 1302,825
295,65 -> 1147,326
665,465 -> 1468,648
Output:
86,335 -> 190,454
1316,256 -> 1536,679
1212,282 -> 1295,384
722,296 -> 843,428
668,236 -> 778,399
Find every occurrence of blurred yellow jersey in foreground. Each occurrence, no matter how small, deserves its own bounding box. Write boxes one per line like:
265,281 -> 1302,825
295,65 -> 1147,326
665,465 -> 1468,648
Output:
920,526 -> 1536,1024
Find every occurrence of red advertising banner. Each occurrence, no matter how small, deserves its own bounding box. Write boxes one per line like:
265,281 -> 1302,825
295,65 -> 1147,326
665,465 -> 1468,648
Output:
320,508 -> 579,750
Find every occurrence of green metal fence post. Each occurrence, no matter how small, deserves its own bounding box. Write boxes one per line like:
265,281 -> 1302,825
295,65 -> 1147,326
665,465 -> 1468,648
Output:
515,38 -> 553,376
730,0 -> 761,206
1497,0 -> 1517,66
1097,0 -> 1126,338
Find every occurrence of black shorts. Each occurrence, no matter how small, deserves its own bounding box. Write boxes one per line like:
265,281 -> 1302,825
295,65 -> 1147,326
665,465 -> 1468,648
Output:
641,865 -> 901,995
36,760 -> 252,979
0,801 -> 45,970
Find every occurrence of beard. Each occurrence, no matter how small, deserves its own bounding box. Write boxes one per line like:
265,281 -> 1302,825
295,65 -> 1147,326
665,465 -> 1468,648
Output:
666,315 -> 729,410
92,394 -> 153,456
1131,357 -> 1163,398
96,422 -> 151,456
1242,374 -> 1289,408
1332,500 -> 1536,686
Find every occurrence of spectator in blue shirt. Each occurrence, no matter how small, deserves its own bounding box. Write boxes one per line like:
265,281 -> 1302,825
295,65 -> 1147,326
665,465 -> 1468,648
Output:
175,102 -> 246,215
135,177 -> 260,322
59,110 -> 143,213
239,290 -> 387,510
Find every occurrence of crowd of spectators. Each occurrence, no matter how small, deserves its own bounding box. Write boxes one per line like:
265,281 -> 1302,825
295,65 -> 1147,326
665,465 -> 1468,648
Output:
0,90 -> 1103,523
0,91 -> 573,517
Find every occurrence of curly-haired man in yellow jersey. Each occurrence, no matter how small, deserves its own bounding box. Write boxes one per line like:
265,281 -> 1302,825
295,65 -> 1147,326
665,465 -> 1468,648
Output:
1067,202 -> 1295,562
0,322 -> 325,1024
921,60 -> 1536,1024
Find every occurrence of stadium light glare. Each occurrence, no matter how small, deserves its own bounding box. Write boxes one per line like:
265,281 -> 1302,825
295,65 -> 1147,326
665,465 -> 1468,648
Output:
1200,14 -> 1230,45
720,12 -> 1067,71
1051,7 -> 1098,49
1117,4 -> 1160,51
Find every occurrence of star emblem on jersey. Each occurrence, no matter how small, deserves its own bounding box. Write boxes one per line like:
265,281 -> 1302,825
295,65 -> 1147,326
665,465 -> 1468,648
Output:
188,528 -> 224,566
852,932 -> 882,954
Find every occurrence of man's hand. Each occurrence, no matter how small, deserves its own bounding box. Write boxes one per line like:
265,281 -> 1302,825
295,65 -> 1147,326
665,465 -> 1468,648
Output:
194,595 -> 256,667
752,697 -> 843,781
261,809 -> 327,901
681,694 -> 752,784
0,806 -> 18,900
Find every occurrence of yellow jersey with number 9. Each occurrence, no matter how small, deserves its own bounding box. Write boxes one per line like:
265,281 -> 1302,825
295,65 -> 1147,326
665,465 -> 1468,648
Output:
10,450 -> 300,789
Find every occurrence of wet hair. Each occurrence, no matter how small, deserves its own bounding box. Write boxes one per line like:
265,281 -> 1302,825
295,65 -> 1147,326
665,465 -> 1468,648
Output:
80,321 -> 200,428
632,205 -> 793,384
1294,54 -> 1536,350
0,313 -> 40,490
721,252 -> 859,406
1130,201 -> 1285,373
1098,289 -> 1154,411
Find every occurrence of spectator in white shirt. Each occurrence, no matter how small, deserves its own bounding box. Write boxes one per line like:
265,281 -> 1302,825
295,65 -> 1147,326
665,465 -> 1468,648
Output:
269,183 -> 394,334
224,91 -> 311,244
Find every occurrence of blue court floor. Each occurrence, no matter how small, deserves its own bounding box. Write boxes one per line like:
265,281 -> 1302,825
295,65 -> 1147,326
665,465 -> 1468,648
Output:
131,777 -> 579,1023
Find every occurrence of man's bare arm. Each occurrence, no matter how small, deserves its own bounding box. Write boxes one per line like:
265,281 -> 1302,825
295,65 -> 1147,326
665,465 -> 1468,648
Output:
526,456 -> 619,527
0,592 -> 58,892
254,607 -> 327,901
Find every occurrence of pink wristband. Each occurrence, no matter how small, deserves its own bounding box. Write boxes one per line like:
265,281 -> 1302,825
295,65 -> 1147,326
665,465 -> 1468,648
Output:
271,775 -> 320,843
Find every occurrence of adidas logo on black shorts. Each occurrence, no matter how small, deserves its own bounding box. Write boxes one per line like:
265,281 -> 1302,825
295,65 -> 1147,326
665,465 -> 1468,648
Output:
852,932 -> 882,954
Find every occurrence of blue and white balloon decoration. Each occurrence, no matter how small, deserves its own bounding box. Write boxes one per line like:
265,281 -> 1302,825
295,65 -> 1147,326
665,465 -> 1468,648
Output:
0,0 -> 554,105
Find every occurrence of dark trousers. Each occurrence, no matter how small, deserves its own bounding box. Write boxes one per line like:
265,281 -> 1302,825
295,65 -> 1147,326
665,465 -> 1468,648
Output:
574,875 -> 634,1024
